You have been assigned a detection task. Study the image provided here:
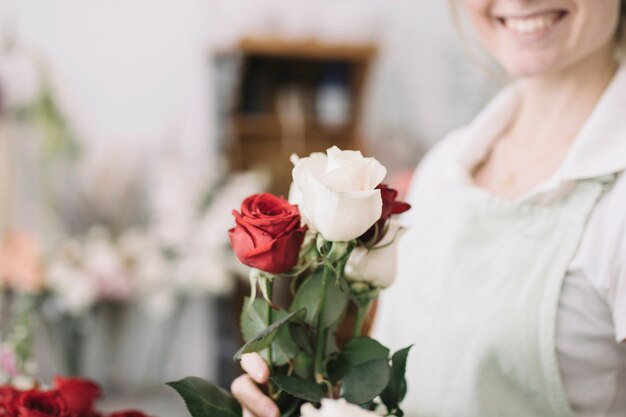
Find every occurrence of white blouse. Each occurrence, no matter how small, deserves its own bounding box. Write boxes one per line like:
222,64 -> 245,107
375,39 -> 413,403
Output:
399,65 -> 626,416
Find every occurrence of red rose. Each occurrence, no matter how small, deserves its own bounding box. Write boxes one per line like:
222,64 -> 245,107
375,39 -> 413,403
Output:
17,390 -> 68,417
0,386 -> 22,416
359,184 -> 411,245
107,411 -> 150,417
229,193 -> 307,274
53,376 -> 100,417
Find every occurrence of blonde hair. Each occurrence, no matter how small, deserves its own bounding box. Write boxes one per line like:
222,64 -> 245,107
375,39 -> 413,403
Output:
618,0 -> 626,60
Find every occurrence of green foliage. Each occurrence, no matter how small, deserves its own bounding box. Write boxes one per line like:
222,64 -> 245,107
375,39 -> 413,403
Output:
339,337 -> 390,367
170,235 -> 414,417
293,351 -> 314,380
290,271 -> 349,328
289,323 -> 313,355
380,345 -> 414,417
235,304 -> 306,362
167,377 -> 242,417
340,359 -> 391,405
270,375 -> 324,403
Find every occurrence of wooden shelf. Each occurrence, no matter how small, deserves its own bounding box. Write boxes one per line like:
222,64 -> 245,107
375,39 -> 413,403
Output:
219,36 -> 377,195
237,36 -> 377,62
232,114 -> 282,136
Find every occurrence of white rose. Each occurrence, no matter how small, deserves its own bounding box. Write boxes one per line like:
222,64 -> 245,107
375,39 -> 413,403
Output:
301,399 -> 380,417
291,146 -> 386,242
345,222 -> 405,288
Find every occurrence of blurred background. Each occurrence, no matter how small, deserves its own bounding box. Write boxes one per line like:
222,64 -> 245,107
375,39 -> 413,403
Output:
0,0 -> 500,415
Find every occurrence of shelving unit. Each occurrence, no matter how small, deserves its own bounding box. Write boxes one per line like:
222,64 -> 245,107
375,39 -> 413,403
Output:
217,36 -> 377,195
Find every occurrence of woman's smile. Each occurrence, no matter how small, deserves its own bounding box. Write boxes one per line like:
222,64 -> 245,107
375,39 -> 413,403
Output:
495,9 -> 569,38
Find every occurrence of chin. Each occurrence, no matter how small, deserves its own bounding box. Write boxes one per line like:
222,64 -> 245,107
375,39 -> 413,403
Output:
498,51 -> 568,78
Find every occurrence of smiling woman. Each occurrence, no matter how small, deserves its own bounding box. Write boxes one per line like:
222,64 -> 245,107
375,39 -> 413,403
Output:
232,1 -> 626,417
457,0 -> 623,75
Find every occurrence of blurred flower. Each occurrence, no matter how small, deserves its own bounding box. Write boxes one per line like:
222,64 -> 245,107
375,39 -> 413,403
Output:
0,231 -> 44,294
18,388 -> 68,417
82,227 -> 133,301
0,345 -> 19,380
46,257 -> 99,315
52,376 -> 101,417
43,168 -> 268,318
173,252 -> 233,296
0,49 -> 41,109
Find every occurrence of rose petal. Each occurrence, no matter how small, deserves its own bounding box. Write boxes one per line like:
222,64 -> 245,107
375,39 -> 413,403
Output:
320,158 -> 386,192
293,149 -> 385,241
307,183 -> 382,242
53,376 -> 101,417
325,146 -> 364,172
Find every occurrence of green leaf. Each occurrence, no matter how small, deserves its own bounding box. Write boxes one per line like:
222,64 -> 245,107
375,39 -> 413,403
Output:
326,356 -> 349,384
291,271 -> 349,328
289,324 -> 313,355
339,337 -> 390,367
278,396 -> 304,417
270,375 -> 324,403
235,306 -> 306,361
239,298 -> 302,365
293,351 -> 314,380
380,345 -> 413,415
274,320 -> 301,365
240,298 -> 267,343
341,359 -> 390,405
166,376 -> 242,417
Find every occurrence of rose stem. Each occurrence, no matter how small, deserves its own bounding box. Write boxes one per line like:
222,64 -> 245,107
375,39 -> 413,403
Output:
267,281 -> 276,397
314,264 -> 331,383
353,300 -> 372,338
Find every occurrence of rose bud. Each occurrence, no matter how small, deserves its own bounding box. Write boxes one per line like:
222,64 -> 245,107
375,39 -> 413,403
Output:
53,376 -> 101,417
347,222 -> 406,288
17,389 -> 68,417
229,193 -> 307,274
358,184 -> 411,246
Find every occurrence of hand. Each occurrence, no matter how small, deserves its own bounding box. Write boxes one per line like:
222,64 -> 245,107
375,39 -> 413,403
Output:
231,353 -> 280,417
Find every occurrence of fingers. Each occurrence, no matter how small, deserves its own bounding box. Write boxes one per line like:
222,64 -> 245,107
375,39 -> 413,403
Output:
243,409 -> 259,417
231,374 -> 280,417
241,353 -> 270,383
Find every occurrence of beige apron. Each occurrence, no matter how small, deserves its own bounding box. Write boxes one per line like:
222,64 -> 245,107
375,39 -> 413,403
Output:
376,175 -> 615,417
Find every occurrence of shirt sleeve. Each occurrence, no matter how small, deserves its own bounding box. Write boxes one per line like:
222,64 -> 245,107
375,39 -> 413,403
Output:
607,174 -> 626,343
612,219 -> 626,343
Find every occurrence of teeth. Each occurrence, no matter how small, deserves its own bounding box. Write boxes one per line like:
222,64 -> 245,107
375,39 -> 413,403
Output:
503,12 -> 560,34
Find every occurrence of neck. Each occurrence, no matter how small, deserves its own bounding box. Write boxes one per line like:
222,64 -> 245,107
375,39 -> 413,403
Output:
509,46 -> 619,148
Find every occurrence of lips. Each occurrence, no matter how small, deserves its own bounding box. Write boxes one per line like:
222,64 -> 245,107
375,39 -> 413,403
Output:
496,10 -> 568,35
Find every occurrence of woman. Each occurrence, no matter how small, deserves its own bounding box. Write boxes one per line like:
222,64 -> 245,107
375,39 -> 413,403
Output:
232,1 -> 626,416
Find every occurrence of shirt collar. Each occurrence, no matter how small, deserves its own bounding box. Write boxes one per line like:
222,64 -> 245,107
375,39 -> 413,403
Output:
450,64 -> 626,202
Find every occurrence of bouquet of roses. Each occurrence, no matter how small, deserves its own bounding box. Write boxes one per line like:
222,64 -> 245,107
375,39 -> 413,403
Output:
0,376 -> 151,417
168,147 -> 412,417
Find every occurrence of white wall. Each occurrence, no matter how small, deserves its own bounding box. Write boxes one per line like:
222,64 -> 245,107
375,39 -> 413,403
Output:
1,0 -> 500,178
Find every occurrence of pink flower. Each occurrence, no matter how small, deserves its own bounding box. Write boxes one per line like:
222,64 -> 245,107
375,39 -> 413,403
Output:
0,231 -> 43,294
0,346 -> 19,378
